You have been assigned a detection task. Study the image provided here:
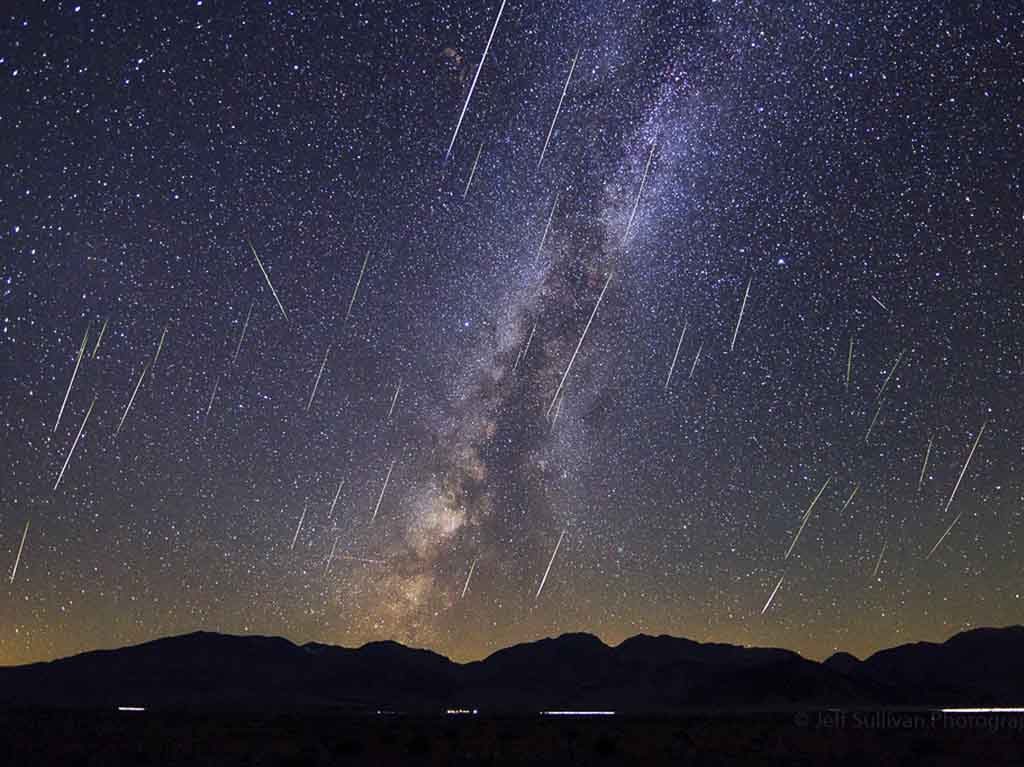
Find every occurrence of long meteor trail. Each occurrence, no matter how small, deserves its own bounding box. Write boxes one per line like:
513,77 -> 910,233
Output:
55,326 -> 90,433
54,396 -> 96,490
536,192 -> 560,262
307,345 -> 330,411
537,49 -> 580,170
248,241 -> 288,321
547,272 -> 612,417
926,420 -> 987,559
784,476 -> 832,560
445,0 -> 507,161
761,575 -> 784,614
346,252 -> 369,321
9,520 -> 29,584
621,144 -> 656,245
290,505 -> 306,550
371,460 -> 395,522
535,529 -> 566,600
116,361 -> 149,435
665,321 -> 687,391
730,277 -> 751,352
463,142 -> 484,199
918,436 -> 934,492
461,556 -> 479,599
233,302 -> 254,363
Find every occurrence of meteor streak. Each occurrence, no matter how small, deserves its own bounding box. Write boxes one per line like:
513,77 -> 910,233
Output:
536,192 -> 560,262
248,241 -> 289,321
621,144 -> 656,245
689,342 -> 703,378
307,345 -> 330,411
290,505 -> 306,550
54,326 -> 89,433
386,381 -> 401,419
918,436 -> 934,492
9,520 -> 29,584
445,0 -> 507,161
665,321 -> 687,391
371,460 -> 395,522
876,349 -> 905,401
761,575 -> 784,614
547,272 -> 612,417
872,539 -> 887,578
92,317 -> 109,359
926,420 -> 988,559
537,49 -> 580,170
784,476 -> 832,560
535,528 -> 566,600
233,302 -> 254,363
115,361 -> 149,436
730,277 -> 751,352
463,142 -> 484,199
346,252 -> 369,321
54,396 -> 96,490
461,556 -> 478,599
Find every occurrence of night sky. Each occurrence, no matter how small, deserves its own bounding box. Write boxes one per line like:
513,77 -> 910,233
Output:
2,1 -> 1022,667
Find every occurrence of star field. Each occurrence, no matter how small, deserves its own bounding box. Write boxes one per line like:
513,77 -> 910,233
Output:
2,0 -> 1023,666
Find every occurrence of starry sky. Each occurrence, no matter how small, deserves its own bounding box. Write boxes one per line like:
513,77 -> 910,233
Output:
2,0 -> 1022,667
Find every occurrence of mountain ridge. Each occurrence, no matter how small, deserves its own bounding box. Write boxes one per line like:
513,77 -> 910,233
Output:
1,625 -> 1020,711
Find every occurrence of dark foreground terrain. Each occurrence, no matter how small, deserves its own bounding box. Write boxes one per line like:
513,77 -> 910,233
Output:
2,708 -> 1023,766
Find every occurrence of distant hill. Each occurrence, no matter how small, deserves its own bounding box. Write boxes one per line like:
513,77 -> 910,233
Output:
0,626 -> 1020,711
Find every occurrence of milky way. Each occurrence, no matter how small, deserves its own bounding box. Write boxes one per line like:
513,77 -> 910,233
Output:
2,1 -> 1022,665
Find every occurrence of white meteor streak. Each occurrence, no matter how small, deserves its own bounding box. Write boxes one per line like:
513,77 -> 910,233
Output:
845,337 -> 853,389
152,326 -> 168,370
324,537 -> 339,577
761,575 -> 784,614
116,361 -> 149,436
537,49 -> 580,170
386,381 -> 401,419
445,0 -> 507,161
621,143 -> 656,246
307,345 -> 330,411
730,277 -> 751,352
876,348 -> 905,401
461,556 -> 479,599
9,520 -> 29,584
463,142 -> 484,199
346,251 -> 369,321
926,420 -> 987,559
872,539 -> 887,578
54,396 -> 96,490
204,376 -> 220,420
839,482 -> 860,514
664,321 -> 687,391
55,326 -> 90,433
290,505 -> 307,550
536,192 -> 560,262
918,435 -> 934,492
513,322 -> 537,372
371,460 -> 395,522
92,317 -> 109,359
864,403 -> 883,443
233,301 -> 254,363
535,528 -> 566,600
248,241 -> 288,321
329,479 -> 345,516
784,476 -> 832,560
689,341 -> 703,378
871,294 -> 888,311
547,272 -> 613,417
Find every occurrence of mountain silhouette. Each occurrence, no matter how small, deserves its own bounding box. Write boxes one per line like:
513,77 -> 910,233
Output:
1,626 -> 1020,711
